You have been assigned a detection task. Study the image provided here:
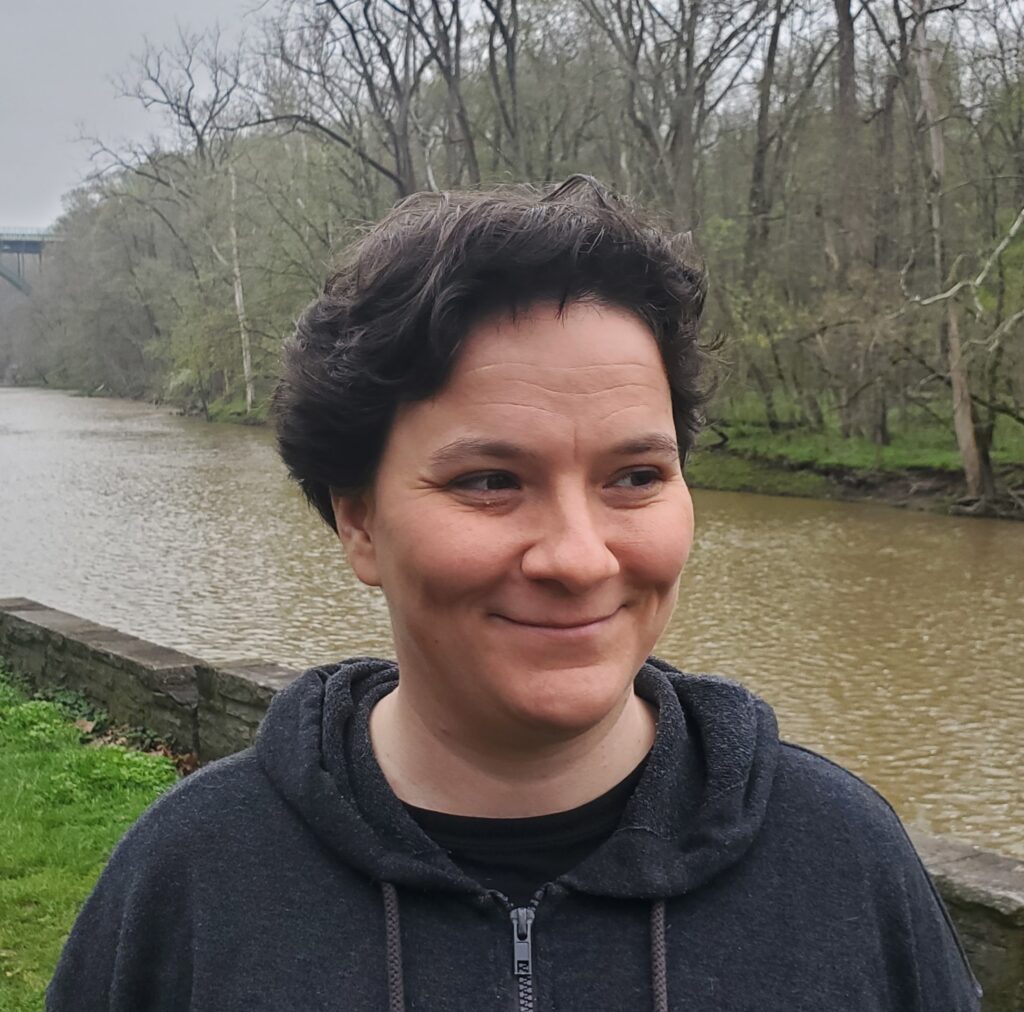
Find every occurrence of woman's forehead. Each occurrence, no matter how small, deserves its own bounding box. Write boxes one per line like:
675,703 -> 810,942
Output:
384,304 -> 676,467
455,300 -> 662,373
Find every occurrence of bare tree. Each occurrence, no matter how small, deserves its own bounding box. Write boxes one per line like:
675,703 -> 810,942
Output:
862,0 -> 915,273
579,0 -> 770,226
389,0 -> 481,185
910,0 -> 992,499
96,28 -> 258,413
830,0 -> 863,281
743,1 -> 835,274
481,0 -> 525,175
745,0 -> 788,278
252,2 -> 431,199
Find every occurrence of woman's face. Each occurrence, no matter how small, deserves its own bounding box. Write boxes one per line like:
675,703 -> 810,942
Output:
333,301 -> 694,744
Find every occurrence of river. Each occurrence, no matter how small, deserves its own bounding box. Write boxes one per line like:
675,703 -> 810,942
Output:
1,387 -> 1021,857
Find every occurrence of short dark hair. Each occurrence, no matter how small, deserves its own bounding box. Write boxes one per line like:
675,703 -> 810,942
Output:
272,176 -> 708,532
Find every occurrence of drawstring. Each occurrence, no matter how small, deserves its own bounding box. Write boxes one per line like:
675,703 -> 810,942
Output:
381,882 -> 407,1012
381,883 -> 670,1012
650,900 -> 669,1012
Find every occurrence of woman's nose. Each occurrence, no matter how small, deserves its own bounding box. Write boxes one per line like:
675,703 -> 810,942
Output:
519,497 -> 620,591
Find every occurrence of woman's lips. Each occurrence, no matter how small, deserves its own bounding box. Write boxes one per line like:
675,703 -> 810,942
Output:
492,608 -> 621,637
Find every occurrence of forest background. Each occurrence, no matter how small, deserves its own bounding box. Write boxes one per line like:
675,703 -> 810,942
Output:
1,0 -> 1022,515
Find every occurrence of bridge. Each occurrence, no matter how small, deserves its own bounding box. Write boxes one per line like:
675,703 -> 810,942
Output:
0,227 -> 59,294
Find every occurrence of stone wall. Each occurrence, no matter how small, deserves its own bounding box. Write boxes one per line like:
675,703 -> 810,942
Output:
1,597 -> 1022,1010
0,597 -> 296,761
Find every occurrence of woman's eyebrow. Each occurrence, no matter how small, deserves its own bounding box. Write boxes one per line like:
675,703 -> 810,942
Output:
428,433 -> 679,467
611,433 -> 680,460
429,438 -> 525,467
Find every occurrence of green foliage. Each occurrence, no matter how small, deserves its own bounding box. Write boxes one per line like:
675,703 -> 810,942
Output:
0,701 -> 81,750
0,668 -> 31,710
207,393 -> 269,423
32,686 -> 110,731
686,449 -> 833,498
42,746 -> 178,806
700,215 -> 745,273
0,661 -> 178,1009
692,386 -> 1024,504
721,276 -> 805,349
713,408 -> 1024,474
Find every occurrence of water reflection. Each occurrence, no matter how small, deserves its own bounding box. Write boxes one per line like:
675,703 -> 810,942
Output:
1,388 -> 1022,857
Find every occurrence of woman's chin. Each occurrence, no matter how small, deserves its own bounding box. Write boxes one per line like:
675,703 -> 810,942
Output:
495,666 -> 637,740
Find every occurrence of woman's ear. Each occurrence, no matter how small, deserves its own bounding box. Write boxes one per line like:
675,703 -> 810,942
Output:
330,489 -> 381,587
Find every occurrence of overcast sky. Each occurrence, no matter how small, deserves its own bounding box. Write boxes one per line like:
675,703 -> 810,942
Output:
1,0 -> 264,229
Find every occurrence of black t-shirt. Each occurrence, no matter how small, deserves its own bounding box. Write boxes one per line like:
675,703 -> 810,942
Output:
403,759 -> 648,906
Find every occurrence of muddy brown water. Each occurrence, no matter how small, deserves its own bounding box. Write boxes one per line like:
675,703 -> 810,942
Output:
1,387 -> 1022,857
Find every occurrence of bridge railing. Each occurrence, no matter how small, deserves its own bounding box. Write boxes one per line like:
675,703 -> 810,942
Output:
0,227 -> 60,240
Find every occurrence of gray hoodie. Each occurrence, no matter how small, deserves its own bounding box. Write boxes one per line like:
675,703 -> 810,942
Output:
47,657 -> 982,1010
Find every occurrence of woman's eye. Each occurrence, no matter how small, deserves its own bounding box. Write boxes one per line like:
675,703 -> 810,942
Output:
612,468 -> 662,490
451,471 -> 519,493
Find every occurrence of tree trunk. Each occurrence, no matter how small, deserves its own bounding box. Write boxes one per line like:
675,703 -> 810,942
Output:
912,4 -> 991,499
483,0 -> 524,175
745,0 -> 785,279
832,0 -> 859,283
227,165 -> 255,416
947,305 -> 992,496
671,97 -> 698,228
874,71 -> 900,270
749,361 -> 781,432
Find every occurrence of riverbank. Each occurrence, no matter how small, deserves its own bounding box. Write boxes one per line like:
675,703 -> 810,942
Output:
686,446 -> 1024,519
683,410 -> 1024,519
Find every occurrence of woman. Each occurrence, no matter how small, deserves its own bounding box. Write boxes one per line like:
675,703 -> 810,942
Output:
48,178 -> 981,1010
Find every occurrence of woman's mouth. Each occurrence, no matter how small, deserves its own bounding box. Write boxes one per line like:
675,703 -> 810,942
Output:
492,608 -> 621,637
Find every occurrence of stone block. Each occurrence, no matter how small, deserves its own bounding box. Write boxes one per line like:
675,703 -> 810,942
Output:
0,597 -> 46,612
196,661 -> 299,761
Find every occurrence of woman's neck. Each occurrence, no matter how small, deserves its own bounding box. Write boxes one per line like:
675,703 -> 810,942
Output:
368,683 -> 657,817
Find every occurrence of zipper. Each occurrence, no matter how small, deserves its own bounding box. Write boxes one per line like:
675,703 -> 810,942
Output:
510,906 -> 536,1012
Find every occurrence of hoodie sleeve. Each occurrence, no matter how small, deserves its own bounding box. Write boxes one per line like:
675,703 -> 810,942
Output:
780,744 -> 983,1012
774,737 -> 983,1007
46,798 -> 196,1011
888,832 -> 984,1012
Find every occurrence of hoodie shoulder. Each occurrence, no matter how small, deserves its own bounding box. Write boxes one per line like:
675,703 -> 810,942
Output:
775,742 -> 903,825
771,741 -> 979,868
70,746 -> 295,907
120,748 -> 279,851
771,741 -> 933,860
770,742 -> 982,1008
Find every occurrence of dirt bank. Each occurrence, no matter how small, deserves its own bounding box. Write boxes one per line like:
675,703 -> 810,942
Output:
686,448 -> 1024,520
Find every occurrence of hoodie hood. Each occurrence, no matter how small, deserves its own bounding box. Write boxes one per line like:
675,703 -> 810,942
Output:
255,656 -> 779,900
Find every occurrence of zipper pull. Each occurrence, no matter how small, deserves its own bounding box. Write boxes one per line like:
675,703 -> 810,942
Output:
510,907 -> 535,976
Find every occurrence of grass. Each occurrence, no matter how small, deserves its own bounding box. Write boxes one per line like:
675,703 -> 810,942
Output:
685,449 -> 833,498
710,393 -> 1024,474
0,663 -> 178,1011
719,420 -> 1024,473
685,393 -> 1024,506
206,393 -> 269,425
